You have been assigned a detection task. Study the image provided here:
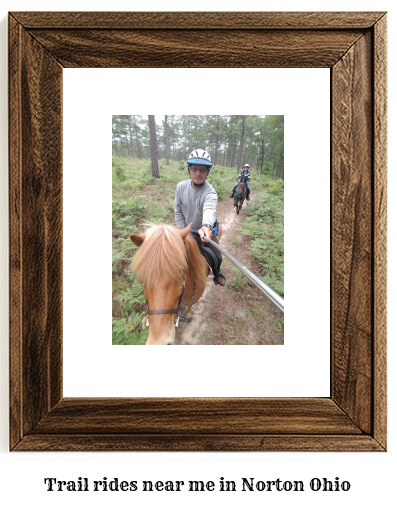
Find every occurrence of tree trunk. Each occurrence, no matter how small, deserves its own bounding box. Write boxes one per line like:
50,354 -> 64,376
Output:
133,116 -> 141,159
214,135 -> 219,165
170,116 -> 176,161
275,151 -> 284,178
231,143 -> 236,168
260,139 -> 265,173
225,137 -> 231,166
148,115 -> 160,178
127,116 -> 135,158
188,119 -> 192,154
236,115 -> 246,170
164,115 -> 169,165
214,118 -> 220,165
125,135 -> 130,157
270,142 -> 275,175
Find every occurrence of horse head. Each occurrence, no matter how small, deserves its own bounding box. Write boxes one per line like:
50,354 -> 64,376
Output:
129,223 -> 192,345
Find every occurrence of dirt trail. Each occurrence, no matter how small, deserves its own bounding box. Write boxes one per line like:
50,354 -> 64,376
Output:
176,192 -> 284,345
176,200 -> 238,344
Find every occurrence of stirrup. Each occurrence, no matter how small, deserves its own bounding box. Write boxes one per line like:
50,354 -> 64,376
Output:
229,194 -> 234,198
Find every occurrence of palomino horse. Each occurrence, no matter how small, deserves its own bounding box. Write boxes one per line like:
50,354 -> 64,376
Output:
130,223 -> 212,345
234,181 -> 246,215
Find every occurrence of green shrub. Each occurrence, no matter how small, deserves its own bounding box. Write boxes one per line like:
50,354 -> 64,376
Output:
268,179 -> 284,195
112,196 -> 148,237
112,317 -> 148,345
112,157 -> 128,181
112,275 -> 149,344
242,185 -> 284,297
230,274 -> 246,290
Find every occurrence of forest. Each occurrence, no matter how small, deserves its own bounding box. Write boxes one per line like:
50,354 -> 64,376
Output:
112,115 -> 284,179
112,115 -> 284,345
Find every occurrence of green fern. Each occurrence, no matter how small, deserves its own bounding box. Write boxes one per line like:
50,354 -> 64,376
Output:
114,281 -> 146,312
112,316 -> 148,345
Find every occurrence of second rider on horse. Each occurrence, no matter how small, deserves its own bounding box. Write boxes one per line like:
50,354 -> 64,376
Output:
229,163 -> 251,201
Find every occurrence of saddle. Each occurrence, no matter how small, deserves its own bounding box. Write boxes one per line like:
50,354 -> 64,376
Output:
188,219 -> 225,285
189,232 -> 219,274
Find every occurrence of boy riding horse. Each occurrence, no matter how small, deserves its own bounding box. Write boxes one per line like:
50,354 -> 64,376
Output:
229,164 -> 251,202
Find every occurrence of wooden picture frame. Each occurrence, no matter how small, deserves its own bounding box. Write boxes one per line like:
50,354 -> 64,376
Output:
9,11 -> 387,451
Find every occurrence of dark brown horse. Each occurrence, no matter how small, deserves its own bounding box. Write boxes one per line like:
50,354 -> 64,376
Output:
234,181 -> 246,214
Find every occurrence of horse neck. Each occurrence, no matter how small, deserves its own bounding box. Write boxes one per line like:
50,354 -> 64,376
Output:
184,235 -> 208,285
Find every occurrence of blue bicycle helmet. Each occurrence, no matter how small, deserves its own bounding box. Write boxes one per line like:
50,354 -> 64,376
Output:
187,149 -> 212,169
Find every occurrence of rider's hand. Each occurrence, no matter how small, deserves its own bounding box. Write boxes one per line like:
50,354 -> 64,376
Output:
198,226 -> 212,243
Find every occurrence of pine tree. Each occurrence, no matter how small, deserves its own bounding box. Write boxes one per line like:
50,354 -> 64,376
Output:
148,115 -> 160,178
236,115 -> 246,171
126,115 -> 135,158
164,115 -> 169,165
132,116 -> 142,159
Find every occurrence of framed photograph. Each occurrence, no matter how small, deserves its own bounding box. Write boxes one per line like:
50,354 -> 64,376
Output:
9,11 -> 387,451
109,113 -> 285,347
63,70 -> 329,398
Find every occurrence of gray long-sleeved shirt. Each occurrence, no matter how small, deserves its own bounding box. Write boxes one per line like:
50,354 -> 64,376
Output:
175,179 -> 218,233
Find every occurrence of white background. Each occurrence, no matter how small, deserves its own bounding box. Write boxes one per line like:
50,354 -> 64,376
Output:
63,68 -> 330,397
0,1 -> 395,506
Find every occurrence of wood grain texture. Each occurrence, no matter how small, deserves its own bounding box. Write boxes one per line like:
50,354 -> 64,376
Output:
27,29 -> 364,68
9,16 -> 64,447
11,11 -> 386,29
14,435 -> 383,452
8,11 -> 387,452
31,398 -> 362,435
9,15 -> 23,450
373,15 -> 387,449
332,32 -> 373,434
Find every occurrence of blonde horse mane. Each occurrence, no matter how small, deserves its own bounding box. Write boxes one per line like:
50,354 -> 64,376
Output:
130,224 -> 208,289
130,224 -> 188,289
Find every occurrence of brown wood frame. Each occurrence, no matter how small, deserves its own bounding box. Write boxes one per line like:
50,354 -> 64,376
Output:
9,11 -> 387,451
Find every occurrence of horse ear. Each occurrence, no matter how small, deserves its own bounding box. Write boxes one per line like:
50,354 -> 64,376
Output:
130,234 -> 145,247
178,223 -> 192,240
